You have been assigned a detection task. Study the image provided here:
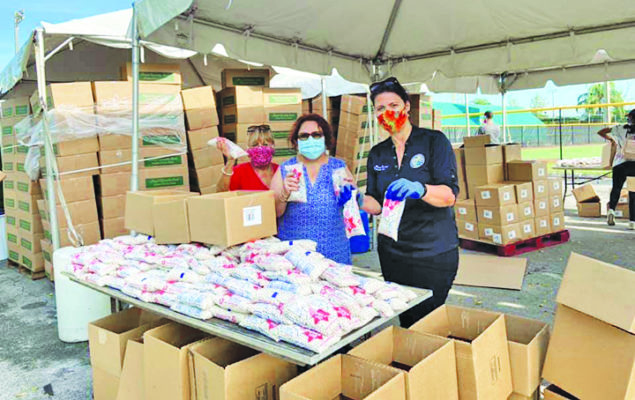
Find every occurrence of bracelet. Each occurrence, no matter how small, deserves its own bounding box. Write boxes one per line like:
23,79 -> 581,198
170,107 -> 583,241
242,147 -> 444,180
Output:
221,164 -> 234,176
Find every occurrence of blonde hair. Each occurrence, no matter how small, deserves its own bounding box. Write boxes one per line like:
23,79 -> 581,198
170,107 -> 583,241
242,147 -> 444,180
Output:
247,125 -> 275,148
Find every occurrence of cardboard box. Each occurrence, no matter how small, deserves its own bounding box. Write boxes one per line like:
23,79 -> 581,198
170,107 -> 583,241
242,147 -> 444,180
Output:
624,136 -> 635,160
98,133 -> 132,151
548,178 -> 563,197
15,176 -> 41,196
41,153 -> 99,178
199,185 -> 217,195
190,146 -> 224,169
280,354 -> 406,400
457,220 -> 479,240
465,164 -> 505,194
543,305 -> 635,400
517,201 -> 534,221
549,195 -> 563,214
98,149 -> 132,173
505,315 -> 549,397
221,104 -> 266,125
20,231 -> 44,255
507,160 -> 548,182
220,123 -> 255,144
93,81 -> 183,114
15,190 -> 42,216
349,326 -> 459,400
101,217 -> 128,239
18,212 -> 43,235
144,322 -> 209,400
474,183 -> 516,206
614,202 -> 630,219
1,96 -> 30,119
550,212 -> 565,232
262,88 -> 302,106
478,222 -> 521,245
410,305 -> 513,400
97,173 -> 131,197
576,201 -> 601,217
508,391 -> 539,400
519,219 -> 535,240
187,191 -> 277,247
571,184 -> 599,203
477,204 -> 518,225
124,191 -> 198,243
40,238 -> 52,266
454,199 -> 477,223
43,220 -> 101,247
265,104 -> 302,124
463,134 -> 491,147
39,199 -> 99,229
189,337 -> 298,400
99,195 -> 126,219
30,82 -> 94,114
532,180 -> 549,199
464,144 -> 503,166
543,385 -> 578,400
534,198 -> 549,217
53,137 -> 99,157
7,244 -> 20,264
618,188 -> 629,204
503,143 -> 522,164
139,166 -> 189,191
181,87 -> 220,130
122,62 -> 182,85
115,338 -> 144,400
535,216 -> 550,236
187,126 -> 219,150
340,94 -> 372,115
628,176 -> 635,191
510,182 -> 534,204
221,69 -> 270,88
193,165 -> 224,189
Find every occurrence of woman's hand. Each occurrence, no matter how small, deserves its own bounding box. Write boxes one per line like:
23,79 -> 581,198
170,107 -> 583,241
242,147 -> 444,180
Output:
386,178 -> 425,201
216,137 -> 233,159
281,174 -> 300,200
336,185 -> 354,207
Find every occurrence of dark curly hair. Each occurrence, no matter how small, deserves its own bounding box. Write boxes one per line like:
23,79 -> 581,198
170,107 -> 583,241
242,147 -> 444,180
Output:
289,113 -> 335,151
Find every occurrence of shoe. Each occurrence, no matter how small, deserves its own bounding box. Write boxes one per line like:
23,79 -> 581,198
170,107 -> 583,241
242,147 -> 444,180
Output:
607,209 -> 616,226
629,221 -> 635,230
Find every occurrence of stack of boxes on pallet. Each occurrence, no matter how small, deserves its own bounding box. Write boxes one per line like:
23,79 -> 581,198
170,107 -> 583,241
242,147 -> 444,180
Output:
263,88 -> 302,164
309,94 -> 341,138
180,86 -> 222,194
455,135 -> 564,246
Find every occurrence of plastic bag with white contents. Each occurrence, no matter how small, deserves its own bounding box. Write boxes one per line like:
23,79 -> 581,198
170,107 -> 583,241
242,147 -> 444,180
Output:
171,303 -> 214,320
276,324 -> 341,353
207,137 -> 248,159
239,316 -> 281,341
176,291 -> 217,310
332,168 -> 365,238
253,254 -> 295,272
254,288 -> 296,306
356,276 -> 384,295
284,296 -> 344,337
263,269 -> 312,285
285,248 -> 330,281
214,292 -> 254,314
264,280 -> 312,296
378,198 -> 406,241
320,267 -> 360,287
284,163 -> 308,203
251,302 -> 293,324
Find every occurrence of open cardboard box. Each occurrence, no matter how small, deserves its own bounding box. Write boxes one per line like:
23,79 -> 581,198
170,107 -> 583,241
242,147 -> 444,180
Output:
189,336 -> 297,400
280,354 -> 406,400
543,384 -> 579,400
144,322 -> 210,400
410,305 -> 513,400
348,326 -> 458,400
115,338 -> 145,400
505,315 -> 550,397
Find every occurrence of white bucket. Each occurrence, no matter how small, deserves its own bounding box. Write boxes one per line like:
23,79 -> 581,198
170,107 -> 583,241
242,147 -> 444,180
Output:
54,246 -> 111,342
0,215 -> 7,260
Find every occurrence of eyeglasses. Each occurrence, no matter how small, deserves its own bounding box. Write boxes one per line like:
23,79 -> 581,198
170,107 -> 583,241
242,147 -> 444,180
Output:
298,131 -> 324,141
247,124 -> 271,134
370,77 -> 401,95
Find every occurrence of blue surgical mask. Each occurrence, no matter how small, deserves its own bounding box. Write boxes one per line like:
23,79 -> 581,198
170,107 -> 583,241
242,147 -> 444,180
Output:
298,136 -> 326,160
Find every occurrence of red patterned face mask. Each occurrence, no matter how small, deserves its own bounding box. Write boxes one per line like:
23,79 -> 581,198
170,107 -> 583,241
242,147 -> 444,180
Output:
377,109 -> 408,134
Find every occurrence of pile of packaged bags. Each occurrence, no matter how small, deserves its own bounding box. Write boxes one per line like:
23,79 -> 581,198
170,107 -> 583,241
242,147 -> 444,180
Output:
71,235 -> 417,353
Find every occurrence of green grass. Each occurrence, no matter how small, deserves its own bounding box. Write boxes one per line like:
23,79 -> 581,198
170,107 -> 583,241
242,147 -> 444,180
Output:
522,144 -> 611,177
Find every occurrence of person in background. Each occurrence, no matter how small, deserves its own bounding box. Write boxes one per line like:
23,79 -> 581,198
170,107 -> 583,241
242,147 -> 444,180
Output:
597,109 -> 635,229
360,77 -> 459,328
216,124 -> 278,191
270,114 -> 355,264
477,111 -> 501,143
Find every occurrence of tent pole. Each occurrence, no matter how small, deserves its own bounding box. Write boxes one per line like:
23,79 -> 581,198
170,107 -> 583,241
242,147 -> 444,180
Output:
321,77 -> 328,121
605,80 -> 611,124
35,28 -> 60,251
464,93 -> 470,137
501,92 -> 507,143
130,2 -> 140,193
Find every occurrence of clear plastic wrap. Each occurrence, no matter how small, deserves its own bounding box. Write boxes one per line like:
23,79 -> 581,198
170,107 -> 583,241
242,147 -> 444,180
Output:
171,303 -> 214,320
284,163 -> 308,203
332,168 -> 365,238
276,324 -> 340,353
208,137 -> 248,159
214,292 -> 253,314
284,296 -> 344,337
263,269 -> 312,285
252,254 -> 295,272
239,316 -> 281,342
285,248 -> 330,281
320,267 -> 360,288
378,198 -> 406,241
251,302 -> 293,325
264,280 -> 312,296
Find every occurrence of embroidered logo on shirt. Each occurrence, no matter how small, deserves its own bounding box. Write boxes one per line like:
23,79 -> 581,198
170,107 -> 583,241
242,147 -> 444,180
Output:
374,164 -> 389,172
410,153 -> 426,168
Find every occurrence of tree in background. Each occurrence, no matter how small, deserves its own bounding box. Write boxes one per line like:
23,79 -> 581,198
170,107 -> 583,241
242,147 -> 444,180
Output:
473,98 -> 491,106
577,82 -> 625,122
530,95 -> 548,119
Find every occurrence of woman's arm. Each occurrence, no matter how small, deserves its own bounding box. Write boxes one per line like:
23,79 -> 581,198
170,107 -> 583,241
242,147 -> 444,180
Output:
216,159 -> 235,192
597,127 -> 614,141
422,184 -> 456,208
361,195 -> 382,215
271,168 -> 300,217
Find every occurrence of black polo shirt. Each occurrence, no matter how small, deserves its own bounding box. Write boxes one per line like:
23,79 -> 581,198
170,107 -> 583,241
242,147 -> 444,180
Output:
367,126 -> 459,258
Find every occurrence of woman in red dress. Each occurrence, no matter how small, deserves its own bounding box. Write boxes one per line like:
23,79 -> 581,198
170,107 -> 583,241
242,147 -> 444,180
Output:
216,124 -> 279,191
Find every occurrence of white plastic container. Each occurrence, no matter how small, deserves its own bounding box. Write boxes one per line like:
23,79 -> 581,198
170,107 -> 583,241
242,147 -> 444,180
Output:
54,246 -> 111,342
0,215 -> 7,260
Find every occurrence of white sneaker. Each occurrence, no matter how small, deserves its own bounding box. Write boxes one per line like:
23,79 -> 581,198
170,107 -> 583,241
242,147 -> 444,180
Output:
607,209 -> 616,226
629,221 -> 635,230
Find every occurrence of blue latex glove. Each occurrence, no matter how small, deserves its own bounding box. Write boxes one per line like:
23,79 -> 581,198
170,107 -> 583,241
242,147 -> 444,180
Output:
337,185 -> 354,207
356,192 -> 364,208
386,178 -> 425,201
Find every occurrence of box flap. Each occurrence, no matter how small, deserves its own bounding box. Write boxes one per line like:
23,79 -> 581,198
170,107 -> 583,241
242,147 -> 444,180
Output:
280,354 -> 342,400
454,254 -> 527,290
116,338 -> 145,400
556,252 -> 635,333
341,356 -> 404,400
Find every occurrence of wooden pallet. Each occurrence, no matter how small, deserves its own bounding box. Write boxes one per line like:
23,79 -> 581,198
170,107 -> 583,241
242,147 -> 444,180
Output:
7,260 -> 47,280
459,230 -> 571,257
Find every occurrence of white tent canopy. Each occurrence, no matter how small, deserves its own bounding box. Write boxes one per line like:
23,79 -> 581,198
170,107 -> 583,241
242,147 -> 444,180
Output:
135,0 -> 635,92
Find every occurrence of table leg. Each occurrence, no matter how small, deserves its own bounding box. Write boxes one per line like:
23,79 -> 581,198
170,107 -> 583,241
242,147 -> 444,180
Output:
563,170 -> 568,201
571,170 -> 576,189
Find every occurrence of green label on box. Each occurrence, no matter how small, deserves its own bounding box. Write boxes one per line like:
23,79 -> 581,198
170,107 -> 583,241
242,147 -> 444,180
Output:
44,230 -> 52,241
17,163 -> 25,172
21,238 -> 32,251
361,121 -> 376,129
4,162 -> 14,171
17,145 -> 28,154
2,126 -> 12,136
144,155 -> 182,167
145,176 -> 184,189
222,96 -> 236,107
267,95 -> 299,105
39,209 -> 47,221
52,144 -> 59,155
139,93 -> 179,104
356,151 -> 370,159
362,105 -> 373,113
357,179 -> 367,186
2,146 -> 14,154
356,165 -> 367,173
9,250 -> 19,262
139,71 -> 177,83
5,198 -> 15,208
15,105 -> 29,116
223,114 -> 236,124
272,131 -> 290,139
274,148 -> 297,157
2,107 -> 12,117
5,180 -> 14,190
17,182 -> 29,192
19,219 -> 32,231
18,201 -> 30,213
7,233 -> 17,244
268,112 -> 298,122
43,250 -> 51,262
22,256 -> 32,269
232,77 -> 265,86
359,136 -> 370,144
6,215 -> 15,226
142,135 -> 181,146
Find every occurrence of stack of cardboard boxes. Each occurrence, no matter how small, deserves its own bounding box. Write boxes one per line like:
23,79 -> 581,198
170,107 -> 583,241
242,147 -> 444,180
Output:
542,253 -> 635,400
180,86 -> 222,194
310,93 -> 341,138
409,94 -> 433,128
263,88 -> 301,164
572,184 -> 601,217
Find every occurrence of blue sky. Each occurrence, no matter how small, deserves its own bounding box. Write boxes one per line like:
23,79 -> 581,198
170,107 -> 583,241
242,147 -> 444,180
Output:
1,1 -> 634,114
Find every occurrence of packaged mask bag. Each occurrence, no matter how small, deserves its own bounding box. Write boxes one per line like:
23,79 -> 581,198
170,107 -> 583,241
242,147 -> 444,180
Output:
239,316 -> 281,341
207,137 -> 248,159
251,302 -> 293,325
332,168 -> 365,238
378,197 -> 406,241
276,324 -> 341,353
284,163 -> 308,203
